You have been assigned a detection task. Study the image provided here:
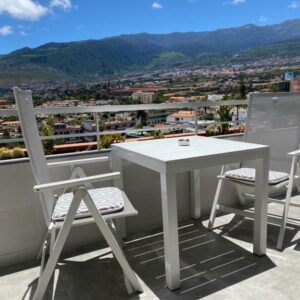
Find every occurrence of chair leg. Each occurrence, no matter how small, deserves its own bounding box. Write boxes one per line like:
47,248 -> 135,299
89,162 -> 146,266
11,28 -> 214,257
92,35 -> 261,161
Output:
49,223 -> 57,255
36,231 -> 49,260
107,219 -> 134,293
107,219 -> 124,248
123,273 -> 134,294
296,160 -> 300,193
236,184 -> 247,206
277,157 -> 297,250
84,193 -> 143,293
33,192 -> 83,300
115,218 -> 127,240
208,166 -> 225,230
39,240 -> 48,278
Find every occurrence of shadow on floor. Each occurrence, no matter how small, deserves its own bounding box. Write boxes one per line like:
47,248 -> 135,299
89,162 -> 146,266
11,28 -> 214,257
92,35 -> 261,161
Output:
14,220 -> 276,300
125,221 -> 276,300
21,253 -> 139,300
213,214 -> 300,251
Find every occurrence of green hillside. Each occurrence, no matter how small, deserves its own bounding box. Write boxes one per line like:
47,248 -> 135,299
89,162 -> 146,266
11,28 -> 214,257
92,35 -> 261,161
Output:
1,19 -> 300,85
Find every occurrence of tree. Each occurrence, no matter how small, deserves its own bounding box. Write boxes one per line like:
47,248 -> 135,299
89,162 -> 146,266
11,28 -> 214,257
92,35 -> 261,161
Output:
217,105 -> 232,134
239,74 -> 247,100
236,74 -> 248,125
33,96 -> 43,107
46,117 -> 55,127
40,124 -> 54,155
99,134 -> 125,149
137,110 -> 148,127
3,128 -> 10,139
153,92 -> 166,103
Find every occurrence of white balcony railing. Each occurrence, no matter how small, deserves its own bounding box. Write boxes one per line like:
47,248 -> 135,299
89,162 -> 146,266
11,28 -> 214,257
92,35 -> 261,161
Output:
0,99 -> 248,149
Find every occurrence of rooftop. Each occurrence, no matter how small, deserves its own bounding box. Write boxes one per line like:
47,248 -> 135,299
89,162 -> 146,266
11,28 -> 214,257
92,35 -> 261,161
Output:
168,111 -> 195,118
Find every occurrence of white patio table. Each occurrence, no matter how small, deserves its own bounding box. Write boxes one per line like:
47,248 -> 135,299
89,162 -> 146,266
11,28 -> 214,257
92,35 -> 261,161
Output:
111,136 -> 269,290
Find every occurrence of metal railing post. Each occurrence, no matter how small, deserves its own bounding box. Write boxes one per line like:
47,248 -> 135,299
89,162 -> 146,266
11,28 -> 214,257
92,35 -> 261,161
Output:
194,107 -> 199,136
95,113 -> 100,151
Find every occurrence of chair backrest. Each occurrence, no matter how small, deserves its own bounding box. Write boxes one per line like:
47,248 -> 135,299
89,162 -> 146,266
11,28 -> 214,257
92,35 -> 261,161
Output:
13,88 -> 54,225
244,92 -> 300,172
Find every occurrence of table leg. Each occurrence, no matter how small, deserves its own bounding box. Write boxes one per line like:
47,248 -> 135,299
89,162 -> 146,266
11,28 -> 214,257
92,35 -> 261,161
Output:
190,169 -> 201,219
254,154 -> 269,256
111,155 -> 124,189
160,173 -> 181,290
111,154 -> 126,239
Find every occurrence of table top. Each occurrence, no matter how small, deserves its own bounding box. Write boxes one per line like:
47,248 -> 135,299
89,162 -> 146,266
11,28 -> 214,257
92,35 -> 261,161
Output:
112,136 -> 268,162
112,136 -> 269,173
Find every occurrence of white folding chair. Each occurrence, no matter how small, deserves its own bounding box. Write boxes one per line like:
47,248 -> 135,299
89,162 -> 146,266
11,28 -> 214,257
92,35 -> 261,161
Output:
13,88 -> 142,299
208,92 -> 300,250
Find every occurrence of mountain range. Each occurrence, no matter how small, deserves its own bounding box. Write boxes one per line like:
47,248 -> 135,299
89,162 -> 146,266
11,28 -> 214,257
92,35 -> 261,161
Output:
1,19 -> 300,85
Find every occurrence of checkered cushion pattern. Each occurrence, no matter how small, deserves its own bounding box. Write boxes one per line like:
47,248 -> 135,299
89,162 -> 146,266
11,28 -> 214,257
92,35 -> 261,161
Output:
225,168 -> 289,185
52,187 -> 124,221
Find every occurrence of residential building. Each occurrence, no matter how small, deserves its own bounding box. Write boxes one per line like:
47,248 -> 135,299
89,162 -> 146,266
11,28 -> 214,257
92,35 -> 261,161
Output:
147,112 -> 168,125
166,111 -> 195,123
290,79 -> 300,92
132,91 -> 155,103
54,123 -> 83,142
100,119 -> 136,131
207,94 -> 224,101
231,107 -> 247,123
0,121 -> 20,132
0,99 -> 7,106
285,71 -> 295,81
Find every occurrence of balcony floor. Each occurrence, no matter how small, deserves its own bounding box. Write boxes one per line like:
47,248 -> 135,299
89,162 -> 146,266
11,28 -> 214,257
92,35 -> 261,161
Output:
1,202 -> 300,300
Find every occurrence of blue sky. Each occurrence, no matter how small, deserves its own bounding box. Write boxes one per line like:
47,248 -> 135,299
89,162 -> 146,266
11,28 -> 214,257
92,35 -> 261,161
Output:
0,0 -> 299,54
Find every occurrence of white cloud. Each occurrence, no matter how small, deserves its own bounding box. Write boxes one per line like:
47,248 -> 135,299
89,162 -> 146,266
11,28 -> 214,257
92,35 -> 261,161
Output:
230,0 -> 245,5
50,0 -> 72,11
0,0 -> 48,21
0,25 -> 13,36
258,16 -> 268,22
288,1 -> 299,9
152,2 -> 163,9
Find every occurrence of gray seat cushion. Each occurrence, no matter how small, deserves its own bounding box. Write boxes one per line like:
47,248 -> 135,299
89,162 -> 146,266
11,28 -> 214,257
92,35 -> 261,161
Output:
52,187 -> 124,221
225,168 -> 289,185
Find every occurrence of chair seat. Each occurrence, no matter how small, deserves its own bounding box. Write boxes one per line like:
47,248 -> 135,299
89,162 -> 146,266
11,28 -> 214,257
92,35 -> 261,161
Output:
52,187 -> 124,221
225,168 -> 289,185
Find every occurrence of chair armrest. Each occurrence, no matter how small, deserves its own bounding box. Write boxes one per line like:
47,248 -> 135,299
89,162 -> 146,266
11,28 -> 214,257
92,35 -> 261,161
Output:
34,172 -> 120,192
287,150 -> 300,157
47,157 -> 109,168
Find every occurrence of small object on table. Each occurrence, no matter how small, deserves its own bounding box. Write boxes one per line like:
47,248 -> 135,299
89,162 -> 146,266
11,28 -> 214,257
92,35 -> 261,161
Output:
178,138 -> 190,146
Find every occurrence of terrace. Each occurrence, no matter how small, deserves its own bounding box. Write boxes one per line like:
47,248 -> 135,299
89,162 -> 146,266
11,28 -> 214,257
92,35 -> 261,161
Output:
0,96 -> 299,300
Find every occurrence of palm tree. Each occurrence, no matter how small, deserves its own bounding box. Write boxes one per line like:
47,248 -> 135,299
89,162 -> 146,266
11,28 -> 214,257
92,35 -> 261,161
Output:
236,73 -> 247,125
217,105 -> 232,134
40,124 -> 54,155
137,110 -> 148,127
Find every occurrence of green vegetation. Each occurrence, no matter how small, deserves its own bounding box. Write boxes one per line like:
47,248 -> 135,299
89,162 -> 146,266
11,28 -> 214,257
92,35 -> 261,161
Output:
40,123 -> 54,155
237,39 -> 300,61
0,149 -> 13,160
136,111 -> 148,127
217,105 -> 233,134
2,128 -> 11,139
147,52 -> 188,69
205,124 -> 222,136
99,134 -> 125,149
12,147 -> 25,158
195,53 -> 230,66
152,130 -> 164,139
153,91 -> 167,103
0,146 -> 25,160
